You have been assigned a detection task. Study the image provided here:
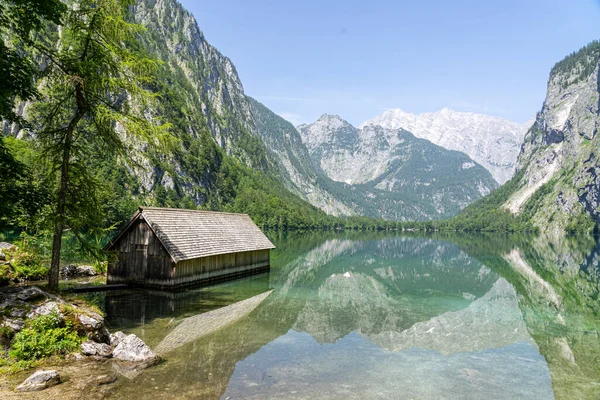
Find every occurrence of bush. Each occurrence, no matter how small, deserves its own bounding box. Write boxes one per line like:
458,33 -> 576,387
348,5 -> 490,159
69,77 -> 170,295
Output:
9,250 -> 48,280
0,263 -> 15,286
9,312 -> 82,361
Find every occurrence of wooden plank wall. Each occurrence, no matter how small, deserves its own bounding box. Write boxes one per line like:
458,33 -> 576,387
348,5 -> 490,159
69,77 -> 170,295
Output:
173,249 -> 270,287
107,218 -> 173,284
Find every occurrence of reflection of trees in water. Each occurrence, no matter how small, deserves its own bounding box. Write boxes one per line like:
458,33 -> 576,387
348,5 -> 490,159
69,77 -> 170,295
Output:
450,233 -> 600,400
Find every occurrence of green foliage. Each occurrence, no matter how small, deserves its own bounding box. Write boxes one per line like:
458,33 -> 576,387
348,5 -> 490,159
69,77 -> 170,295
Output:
0,137 -> 50,230
550,40 -> 600,87
0,0 -> 66,123
0,264 -> 14,286
9,312 -> 82,361
565,212 -> 597,236
0,233 -> 50,280
9,251 -> 48,280
393,169 -> 534,233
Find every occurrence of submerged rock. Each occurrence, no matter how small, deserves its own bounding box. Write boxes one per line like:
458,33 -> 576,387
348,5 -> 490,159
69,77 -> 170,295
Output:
93,374 -> 117,386
15,370 -> 60,392
81,340 -> 112,358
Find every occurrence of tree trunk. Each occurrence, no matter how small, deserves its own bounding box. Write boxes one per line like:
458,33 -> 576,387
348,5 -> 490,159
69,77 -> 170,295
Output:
48,129 -> 72,290
48,83 -> 85,290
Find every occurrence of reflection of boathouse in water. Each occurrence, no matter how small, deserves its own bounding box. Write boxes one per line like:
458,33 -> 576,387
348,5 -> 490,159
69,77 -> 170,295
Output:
105,207 -> 275,288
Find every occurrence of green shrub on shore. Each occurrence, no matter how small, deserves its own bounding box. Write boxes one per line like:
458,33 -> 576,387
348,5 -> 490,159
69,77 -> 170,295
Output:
8,251 -> 48,280
0,264 -> 14,286
9,312 -> 82,361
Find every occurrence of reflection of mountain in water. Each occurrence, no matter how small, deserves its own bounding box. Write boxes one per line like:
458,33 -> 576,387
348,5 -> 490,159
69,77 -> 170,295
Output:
368,278 -> 533,354
103,233 -> 600,400
450,233 -> 600,400
289,236 -> 499,344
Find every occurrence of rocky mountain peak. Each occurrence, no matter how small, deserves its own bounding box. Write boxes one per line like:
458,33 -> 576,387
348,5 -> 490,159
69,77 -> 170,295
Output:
362,107 -> 531,184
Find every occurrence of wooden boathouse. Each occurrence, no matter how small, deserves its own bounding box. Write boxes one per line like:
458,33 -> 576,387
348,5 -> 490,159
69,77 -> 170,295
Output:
105,207 -> 275,288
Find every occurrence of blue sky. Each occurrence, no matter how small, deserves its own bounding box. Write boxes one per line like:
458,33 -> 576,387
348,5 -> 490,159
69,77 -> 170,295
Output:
179,0 -> 600,126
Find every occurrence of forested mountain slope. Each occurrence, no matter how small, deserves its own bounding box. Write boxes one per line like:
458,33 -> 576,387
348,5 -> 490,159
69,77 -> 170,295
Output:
2,0 -> 344,230
503,41 -> 600,236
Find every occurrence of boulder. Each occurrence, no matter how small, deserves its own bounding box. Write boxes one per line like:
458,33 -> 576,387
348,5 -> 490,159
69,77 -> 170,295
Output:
1,317 -> 25,332
112,334 -> 159,365
0,251 -> 5,261
74,312 -> 110,343
0,242 -> 14,250
109,331 -> 127,347
17,286 -> 46,302
81,340 -> 112,358
15,370 -> 61,392
9,307 -> 26,318
60,264 -> 98,279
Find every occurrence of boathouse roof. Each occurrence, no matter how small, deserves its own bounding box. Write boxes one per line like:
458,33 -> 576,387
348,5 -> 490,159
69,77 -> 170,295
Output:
106,207 -> 275,263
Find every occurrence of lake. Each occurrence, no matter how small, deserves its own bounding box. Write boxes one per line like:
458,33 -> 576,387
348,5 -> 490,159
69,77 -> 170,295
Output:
84,232 -> 600,399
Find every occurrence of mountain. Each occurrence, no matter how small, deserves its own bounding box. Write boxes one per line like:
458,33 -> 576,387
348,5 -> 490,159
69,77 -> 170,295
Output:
3,0 -> 349,231
297,114 -> 499,220
246,98 -> 354,216
361,108 -> 532,184
501,41 -> 600,235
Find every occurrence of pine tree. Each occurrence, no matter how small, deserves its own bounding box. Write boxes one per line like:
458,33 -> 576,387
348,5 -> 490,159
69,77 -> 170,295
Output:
25,0 -> 171,289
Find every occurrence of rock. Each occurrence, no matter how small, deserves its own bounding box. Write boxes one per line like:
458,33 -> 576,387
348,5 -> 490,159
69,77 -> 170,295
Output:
0,251 -> 5,261
1,317 -> 25,332
78,314 -> 102,330
94,374 -> 117,385
60,264 -> 98,279
17,286 -> 46,302
112,334 -> 159,365
77,265 -> 99,276
110,331 -> 127,347
9,307 -> 26,318
0,242 -> 14,250
76,312 -> 110,343
65,352 -> 85,361
27,301 -> 62,319
15,370 -> 61,392
81,340 -> 113,358
111,361 -> 145,380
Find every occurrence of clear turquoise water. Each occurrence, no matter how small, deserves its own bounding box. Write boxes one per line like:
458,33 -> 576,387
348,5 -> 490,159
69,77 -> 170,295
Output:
87,232 -> 600,399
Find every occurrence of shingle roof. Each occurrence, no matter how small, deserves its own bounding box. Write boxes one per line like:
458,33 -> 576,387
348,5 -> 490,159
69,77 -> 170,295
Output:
108,207 -> 275,262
